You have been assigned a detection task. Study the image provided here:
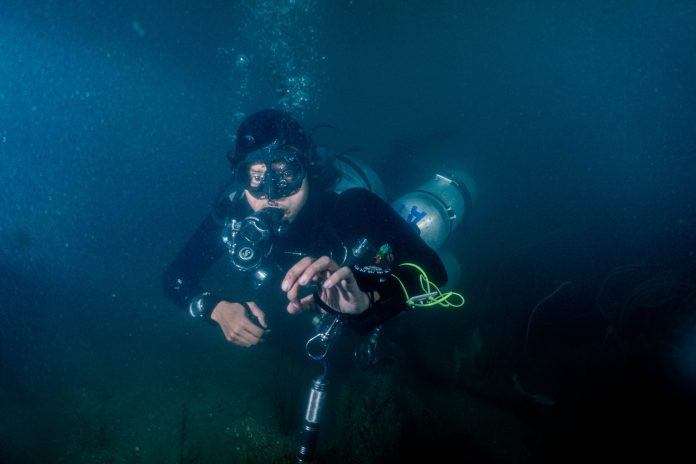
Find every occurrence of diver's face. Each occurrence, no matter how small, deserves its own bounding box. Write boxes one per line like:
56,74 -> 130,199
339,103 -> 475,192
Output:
244,173 -> 309,224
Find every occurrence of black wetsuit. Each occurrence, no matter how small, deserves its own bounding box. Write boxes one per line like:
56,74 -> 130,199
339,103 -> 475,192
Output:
162,186 -> 447,335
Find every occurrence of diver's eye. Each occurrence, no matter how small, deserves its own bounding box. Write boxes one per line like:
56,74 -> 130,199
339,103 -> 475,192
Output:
249,172 -> 265,188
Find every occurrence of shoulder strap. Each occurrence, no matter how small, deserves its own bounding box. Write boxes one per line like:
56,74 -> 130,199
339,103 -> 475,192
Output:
212,185 -> 246,225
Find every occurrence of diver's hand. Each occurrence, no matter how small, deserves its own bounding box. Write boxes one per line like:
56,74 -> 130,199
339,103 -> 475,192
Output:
282,256 -> 370,315
210,300 -> 269,347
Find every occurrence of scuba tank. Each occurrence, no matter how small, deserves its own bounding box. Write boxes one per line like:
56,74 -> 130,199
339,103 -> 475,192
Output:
331,153 -> 386,200
390,170 -> 477,251
312,145 -> 387,200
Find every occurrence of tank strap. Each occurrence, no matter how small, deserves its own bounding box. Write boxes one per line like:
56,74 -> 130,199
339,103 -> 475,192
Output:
445,175 -> 475,227
212,186 -> 246,225
413,189 -> 456,232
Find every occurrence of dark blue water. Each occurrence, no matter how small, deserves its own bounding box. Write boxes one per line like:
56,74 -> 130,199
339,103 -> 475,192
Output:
1,1 -> 695,462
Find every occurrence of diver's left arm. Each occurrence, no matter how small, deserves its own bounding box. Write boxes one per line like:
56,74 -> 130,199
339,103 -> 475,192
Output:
336,189 -> 447,333
285,188 -> 447,334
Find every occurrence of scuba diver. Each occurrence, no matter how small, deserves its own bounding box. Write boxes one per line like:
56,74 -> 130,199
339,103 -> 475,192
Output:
161,108 -> 448,347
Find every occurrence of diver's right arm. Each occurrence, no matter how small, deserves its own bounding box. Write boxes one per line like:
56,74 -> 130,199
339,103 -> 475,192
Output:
161,211 -> 267,347
210,300 -> 268,347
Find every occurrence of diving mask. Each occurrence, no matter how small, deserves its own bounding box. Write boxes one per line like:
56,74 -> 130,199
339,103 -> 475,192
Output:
236,144 -> 307,200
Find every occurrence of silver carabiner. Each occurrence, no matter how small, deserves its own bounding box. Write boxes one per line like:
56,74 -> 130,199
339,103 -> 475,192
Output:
305,315 -> 342,361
